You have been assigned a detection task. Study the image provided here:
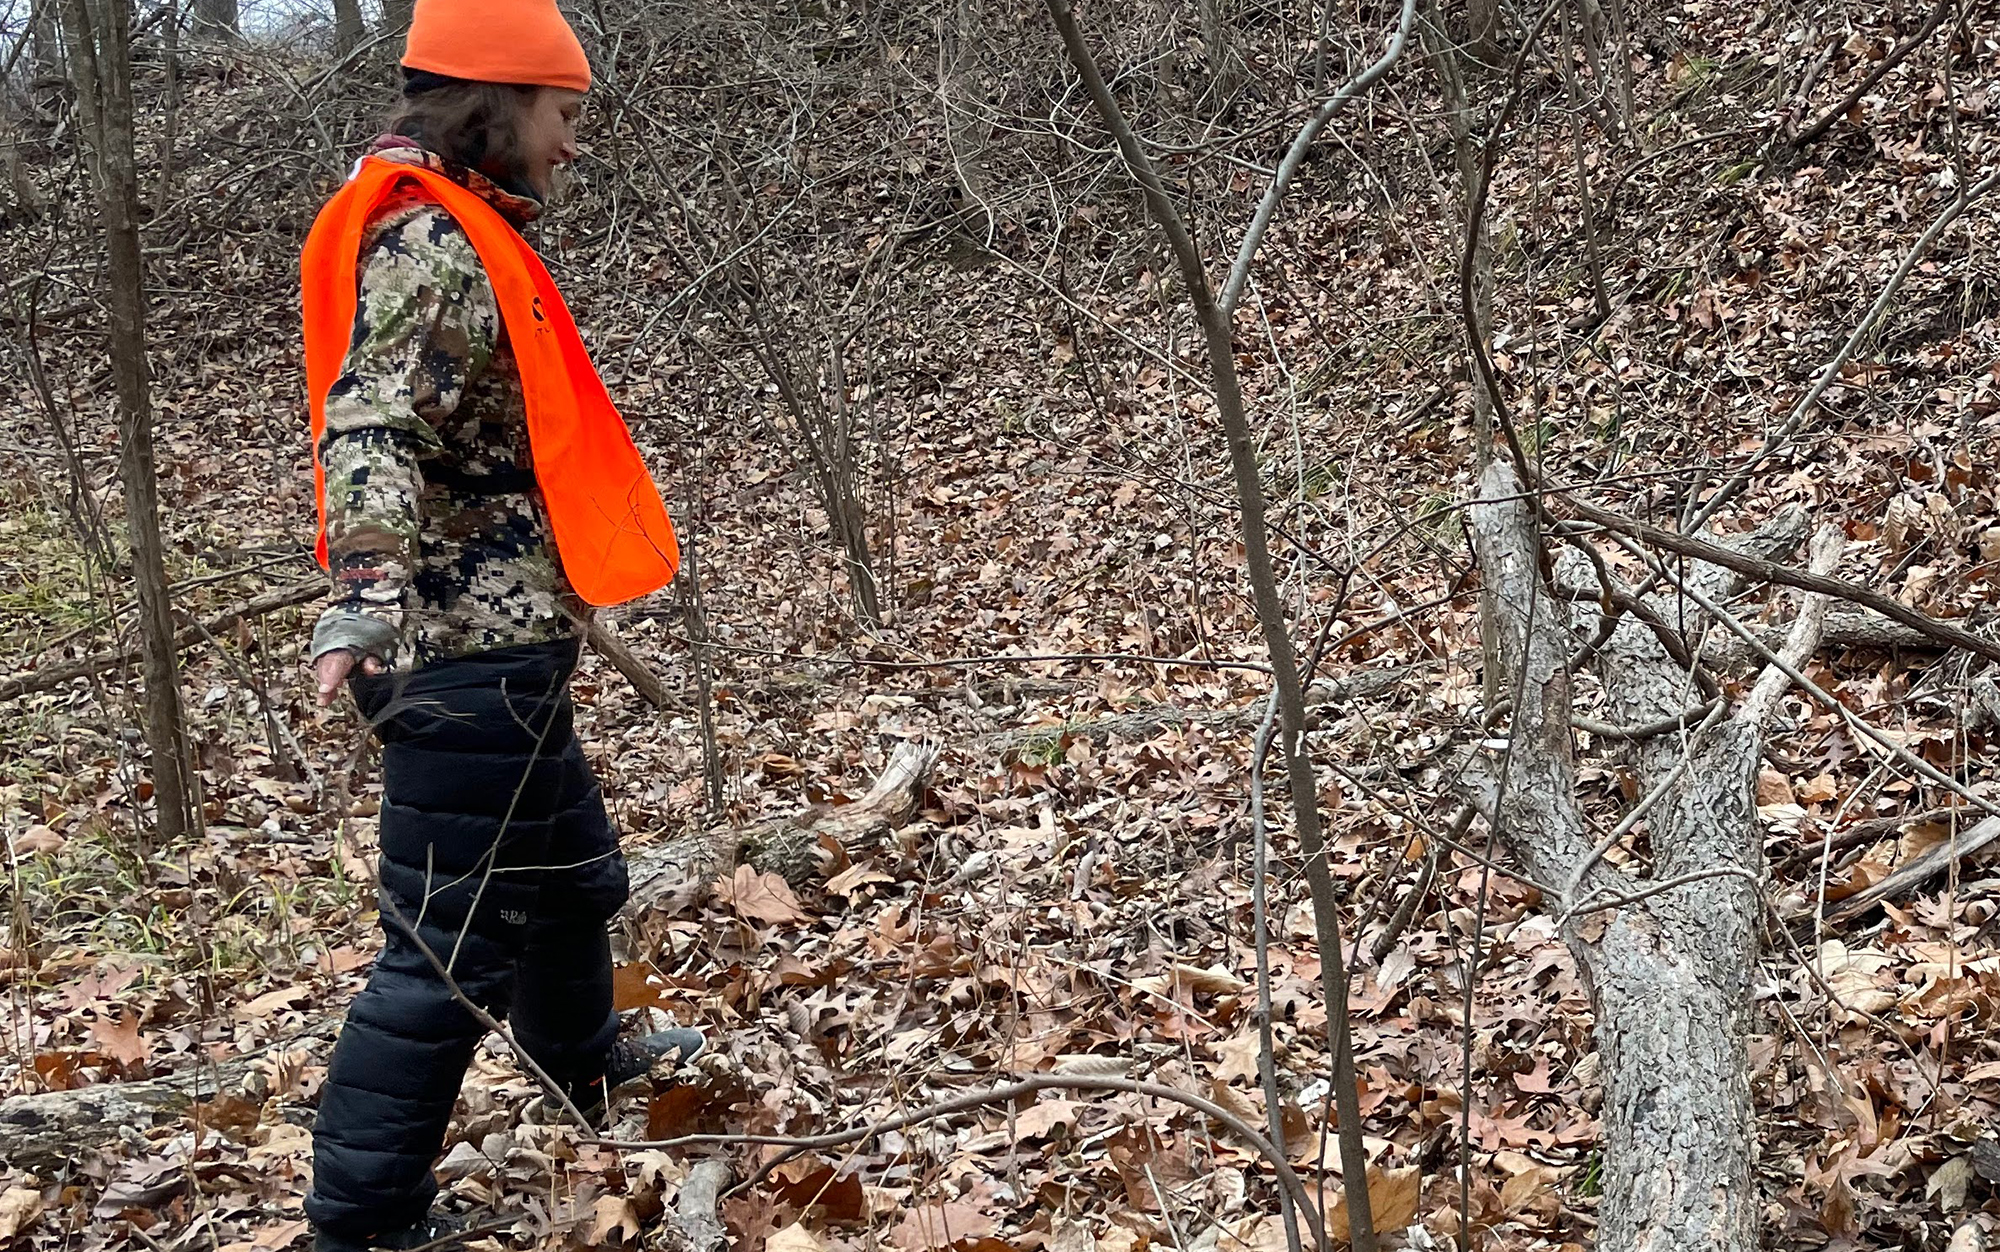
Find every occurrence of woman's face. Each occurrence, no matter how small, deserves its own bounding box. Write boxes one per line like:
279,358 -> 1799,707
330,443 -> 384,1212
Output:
517,87 -> 583,198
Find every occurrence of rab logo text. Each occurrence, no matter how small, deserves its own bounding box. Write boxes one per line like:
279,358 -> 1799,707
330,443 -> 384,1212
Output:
500,909 -> 529,926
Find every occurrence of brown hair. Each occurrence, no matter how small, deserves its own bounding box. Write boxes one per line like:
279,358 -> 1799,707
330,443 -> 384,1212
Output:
386,79 -> 538,188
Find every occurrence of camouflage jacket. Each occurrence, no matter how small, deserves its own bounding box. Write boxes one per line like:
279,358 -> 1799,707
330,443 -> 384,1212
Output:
310,140 -> 585,670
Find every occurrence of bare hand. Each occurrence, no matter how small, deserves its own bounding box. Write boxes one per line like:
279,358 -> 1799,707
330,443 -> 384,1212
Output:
315,649 -> 386,706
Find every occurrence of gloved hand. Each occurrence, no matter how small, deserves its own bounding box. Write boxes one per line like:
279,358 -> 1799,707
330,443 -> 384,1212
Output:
314,649 -> 387,706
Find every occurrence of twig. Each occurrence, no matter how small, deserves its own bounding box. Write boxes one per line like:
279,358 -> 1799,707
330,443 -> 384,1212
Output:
604,1073 -> 1330,1251
1249,695 -> 1305,1252
378,895 -> 600,1131
581,614 -> 673,708
1684,163 -> 2000,529
1828,815 -> 2000,922
402,1218 -> 519,1252
1565,865 -> 1763,919
1565,499 -> 2000,664
1601,531 -> 2000,818
1216,0 -> 1418,316
1369,812 -> 1451,964
1571,701 -> 1720,741
1561,701 -> 1732,911
1791,0 -> 1955,149
1040,5 -> 1380,1241
0,578 -> 324,701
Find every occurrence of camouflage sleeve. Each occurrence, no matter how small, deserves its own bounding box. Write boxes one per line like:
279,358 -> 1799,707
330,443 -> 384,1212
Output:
311,204 -> 499,665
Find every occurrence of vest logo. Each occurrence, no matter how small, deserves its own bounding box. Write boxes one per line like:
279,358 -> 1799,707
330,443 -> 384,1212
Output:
500,909 -> 529,925
531,296 -> 547,323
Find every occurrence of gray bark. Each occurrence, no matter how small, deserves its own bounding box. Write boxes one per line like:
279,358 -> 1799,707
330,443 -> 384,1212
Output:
189,0 -> 238,40
625,740 -> 937,908
332,0 -> 365,54
61,0 -> 197,847
380,0 -> 416,34
0,1025 -> 336,1171
1467,463 -> 1839,1252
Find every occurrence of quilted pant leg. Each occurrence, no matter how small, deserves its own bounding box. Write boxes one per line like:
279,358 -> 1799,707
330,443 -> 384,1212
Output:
305,642 -> 578,1239
511,738 -> 630,1103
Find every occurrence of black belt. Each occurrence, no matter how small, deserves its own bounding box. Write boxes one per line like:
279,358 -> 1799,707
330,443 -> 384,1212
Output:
425,463 -> 537,495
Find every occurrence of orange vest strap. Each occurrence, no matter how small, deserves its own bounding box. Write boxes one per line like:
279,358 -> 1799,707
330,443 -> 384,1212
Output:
302,157 -> 678,607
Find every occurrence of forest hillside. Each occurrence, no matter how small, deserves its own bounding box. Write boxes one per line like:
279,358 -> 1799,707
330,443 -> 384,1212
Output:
4,0 -> 2000,1249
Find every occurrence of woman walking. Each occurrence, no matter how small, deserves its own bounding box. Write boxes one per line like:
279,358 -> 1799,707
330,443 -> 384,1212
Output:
299,3 -> 696,1246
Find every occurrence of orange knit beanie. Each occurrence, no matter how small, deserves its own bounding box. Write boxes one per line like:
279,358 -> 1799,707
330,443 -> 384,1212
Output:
401,0 -> 591,92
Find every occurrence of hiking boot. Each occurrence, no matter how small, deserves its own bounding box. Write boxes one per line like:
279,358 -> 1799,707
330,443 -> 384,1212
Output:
312,1210 -> 465,1251
605,1026 -> 706,1091
573,1025 -> 706,1123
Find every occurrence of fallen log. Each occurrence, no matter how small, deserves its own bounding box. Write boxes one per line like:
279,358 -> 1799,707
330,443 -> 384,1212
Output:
0,745 -> 939,1166
0,1023 -> 336,1172
626,740 -> 938,907
1829,814 -> 2000,923
582,616 -> 674,710
658,1158 -> 731,1252
988,662 -> 1442,754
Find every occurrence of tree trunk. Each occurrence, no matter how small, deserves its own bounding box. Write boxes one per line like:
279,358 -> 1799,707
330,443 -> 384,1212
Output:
332,0 -> 364,55
189,0 -> 238,41
1195,0 -> 1245,101
381,0 -> 416,35
60,0 -> 198,848
1465,0 -> 1501,67
1466,462 -> 1837,1252
27,2 -> 66,119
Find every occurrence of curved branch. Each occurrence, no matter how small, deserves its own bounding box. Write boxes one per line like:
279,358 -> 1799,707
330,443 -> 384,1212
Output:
1791,0 -> 1954,150
1216,0 -> 1419,316
1564,499 -> 2000,665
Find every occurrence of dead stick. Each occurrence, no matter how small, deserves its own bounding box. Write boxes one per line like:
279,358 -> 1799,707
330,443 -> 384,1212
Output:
1564,500 -> 2000,664
582,616 -> 672,709
0,578 -> 323,701
1792,0 -> 1954,149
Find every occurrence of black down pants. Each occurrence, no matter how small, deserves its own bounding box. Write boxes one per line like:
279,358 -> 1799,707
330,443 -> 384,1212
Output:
305,640 -> 629,1238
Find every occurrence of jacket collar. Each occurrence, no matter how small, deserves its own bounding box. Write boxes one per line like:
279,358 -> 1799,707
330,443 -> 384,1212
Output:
365,135 -> 543,226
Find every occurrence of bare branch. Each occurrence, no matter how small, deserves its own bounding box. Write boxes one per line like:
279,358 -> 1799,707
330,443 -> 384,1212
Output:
1565,499 -> 2000,665
1215,0 -> 1418,316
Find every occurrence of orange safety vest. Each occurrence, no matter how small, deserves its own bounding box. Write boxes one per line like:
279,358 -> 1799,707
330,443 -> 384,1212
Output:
301,156 -> 678,607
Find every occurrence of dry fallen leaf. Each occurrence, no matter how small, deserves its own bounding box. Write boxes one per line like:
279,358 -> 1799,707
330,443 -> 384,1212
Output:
242,983 -> 311,1018
1131,963 -> 1248,999
716,864 -> 812,926
589,1194 -> 642,1245
769,1224 -> 832,1252
1930,1155 -> 1977,1213
1327,1166 -> 1422,1241
88,1007 -> 151,1069
0,1188 -> 43,1240
890,1200 -> 996,1250
1049,1220 -> 1097,1252
1212,1031 -> 1266,1085
1012,1097 -> 1079,1139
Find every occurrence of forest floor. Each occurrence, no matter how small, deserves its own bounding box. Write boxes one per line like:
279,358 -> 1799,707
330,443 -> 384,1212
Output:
5,2 -> 2000,1249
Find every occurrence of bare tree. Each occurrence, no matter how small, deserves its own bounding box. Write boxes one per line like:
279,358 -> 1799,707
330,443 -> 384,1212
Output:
380,0 -> 414,35
58,0 -> 198,846
332,0 -> 364,55
1466,462 -> 1836,1252
190,0 -> 237,41
1042,0 -> 1417,1244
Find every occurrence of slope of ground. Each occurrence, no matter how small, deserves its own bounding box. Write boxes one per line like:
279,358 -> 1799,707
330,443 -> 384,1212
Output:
3,1 -> 2000,1248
